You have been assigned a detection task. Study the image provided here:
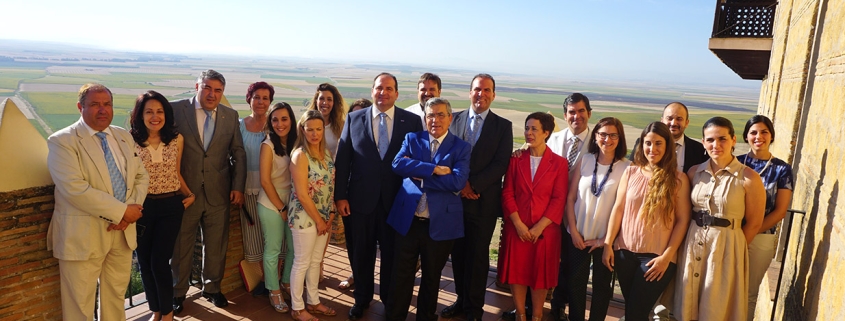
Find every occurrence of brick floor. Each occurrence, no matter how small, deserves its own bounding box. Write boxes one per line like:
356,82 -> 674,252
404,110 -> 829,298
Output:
126,244 -> 624,321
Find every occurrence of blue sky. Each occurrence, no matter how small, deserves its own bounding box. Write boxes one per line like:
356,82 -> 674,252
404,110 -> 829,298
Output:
2,0 -> 758,87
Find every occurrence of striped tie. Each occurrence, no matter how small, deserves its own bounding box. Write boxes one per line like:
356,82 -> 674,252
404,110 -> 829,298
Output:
416,139 -> 440,217
567,136 -> 580,171
95,132 -> 126,202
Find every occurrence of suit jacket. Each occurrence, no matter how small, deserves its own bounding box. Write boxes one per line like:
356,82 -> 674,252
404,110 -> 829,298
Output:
501,151 -> 569,228
387,132 -> 471,241
171,97 -> 246,206
449,109 -> 513,218
629,135 -> 708,173
335,106 -> 424,214
46,120 -> 149,261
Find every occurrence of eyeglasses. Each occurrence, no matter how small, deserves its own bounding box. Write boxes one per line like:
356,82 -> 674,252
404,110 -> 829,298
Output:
596,132 -> 619,140
425,113 -> 449,120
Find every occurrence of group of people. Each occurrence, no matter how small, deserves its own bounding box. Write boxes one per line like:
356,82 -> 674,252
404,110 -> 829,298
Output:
45,68 -> 793,321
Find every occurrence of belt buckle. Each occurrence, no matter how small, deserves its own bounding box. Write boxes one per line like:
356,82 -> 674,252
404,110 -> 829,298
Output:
700,211 -> 713,227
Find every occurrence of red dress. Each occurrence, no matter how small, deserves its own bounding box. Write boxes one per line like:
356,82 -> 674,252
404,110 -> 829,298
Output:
497,150 -> 568,289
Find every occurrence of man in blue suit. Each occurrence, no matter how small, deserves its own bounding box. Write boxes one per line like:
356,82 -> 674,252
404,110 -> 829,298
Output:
386,98 -> 471,321
335,72 -> 424,319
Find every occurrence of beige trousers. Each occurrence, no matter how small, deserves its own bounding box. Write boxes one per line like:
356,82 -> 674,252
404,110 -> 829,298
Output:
58,230 -> 132,321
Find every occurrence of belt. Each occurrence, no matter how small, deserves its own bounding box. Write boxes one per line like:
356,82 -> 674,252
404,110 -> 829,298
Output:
692,210 -> 732,228
146,191 -> 181,200
414,216 -> 429,222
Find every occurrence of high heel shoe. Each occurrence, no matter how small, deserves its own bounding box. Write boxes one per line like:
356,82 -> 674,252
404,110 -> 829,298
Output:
269,292 -> 289,313
516,313 -> 527,321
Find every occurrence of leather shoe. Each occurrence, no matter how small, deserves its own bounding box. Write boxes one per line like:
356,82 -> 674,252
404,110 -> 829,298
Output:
202,291 -> 229,308
439,301 -> 464,318
502,308 -> 532,321
348,303 -> 368,320
173,296 -> 185,315
550,307 -> 569,321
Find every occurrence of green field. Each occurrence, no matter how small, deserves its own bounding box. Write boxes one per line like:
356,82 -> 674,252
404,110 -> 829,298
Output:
23,72 -> 195,89
0,68 -> 46,90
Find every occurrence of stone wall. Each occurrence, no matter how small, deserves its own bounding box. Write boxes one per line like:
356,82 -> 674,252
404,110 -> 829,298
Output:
757,0 -> 845,320
0,185 -> 245,320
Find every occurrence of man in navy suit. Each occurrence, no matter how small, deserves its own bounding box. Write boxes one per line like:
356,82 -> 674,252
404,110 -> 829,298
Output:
441,74 -> 513,321
386,97 -> 471,321
335,72 -> 424,320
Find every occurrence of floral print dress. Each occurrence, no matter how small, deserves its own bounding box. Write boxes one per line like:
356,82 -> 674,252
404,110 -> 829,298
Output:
288,150 -> 336,229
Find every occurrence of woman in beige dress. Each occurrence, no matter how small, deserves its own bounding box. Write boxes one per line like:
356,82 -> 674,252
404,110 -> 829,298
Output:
674,116 -> 766,321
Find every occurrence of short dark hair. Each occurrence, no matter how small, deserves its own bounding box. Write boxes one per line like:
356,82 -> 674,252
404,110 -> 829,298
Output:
702,116 -> 735,137
588,117 -> 627,161
418,73 -> 442,91
564,93 -> 591,112
348,98 -> 372,114
471,73 -> 496,92
246,81 -> 275,104
742,115 -> 775,143
373,72 -> 398,91
664,102 -> 689,118
130,90 -> 179,147
78,83 -> 112,105
525,112 -> 555,142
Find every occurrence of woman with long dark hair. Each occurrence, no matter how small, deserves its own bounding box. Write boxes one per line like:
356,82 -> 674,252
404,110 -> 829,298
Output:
257,102 -> 298,313
129,90 -> 194,321
674,117 -> 765,321
602,122 -> 691,321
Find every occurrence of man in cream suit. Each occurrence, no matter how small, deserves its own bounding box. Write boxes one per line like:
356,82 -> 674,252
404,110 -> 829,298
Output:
170,69 -> 246,312
47,83 -> 149,321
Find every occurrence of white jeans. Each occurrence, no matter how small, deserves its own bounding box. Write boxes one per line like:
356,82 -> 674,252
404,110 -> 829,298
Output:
747,233 -> 777,321
290,225 -> 329,310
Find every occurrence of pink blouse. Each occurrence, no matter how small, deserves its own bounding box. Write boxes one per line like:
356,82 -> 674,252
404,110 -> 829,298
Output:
613,166 -> 680,262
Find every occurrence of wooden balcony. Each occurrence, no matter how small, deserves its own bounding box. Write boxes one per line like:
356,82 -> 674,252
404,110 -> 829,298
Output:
708,0 -> 777,80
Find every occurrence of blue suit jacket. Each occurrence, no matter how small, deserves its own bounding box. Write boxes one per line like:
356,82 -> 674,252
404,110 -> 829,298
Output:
387,132 -> 471,241
335,106 -> 424,214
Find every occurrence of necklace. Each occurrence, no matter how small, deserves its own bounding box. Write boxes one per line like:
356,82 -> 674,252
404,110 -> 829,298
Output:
743,152 -> 772,174
591,155 -> 614,196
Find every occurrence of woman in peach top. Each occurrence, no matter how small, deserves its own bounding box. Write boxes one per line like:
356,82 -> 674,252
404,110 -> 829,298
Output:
602,122 -> 691,321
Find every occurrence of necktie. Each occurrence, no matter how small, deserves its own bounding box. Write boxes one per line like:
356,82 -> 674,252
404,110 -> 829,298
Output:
465,115 -> 482,147
567,136 -> 580,171
378,112 -> 389,159
95,132 -> 126,203
416,139 -> 440,217
676,142 -> 682,154
203,109 -> 215,150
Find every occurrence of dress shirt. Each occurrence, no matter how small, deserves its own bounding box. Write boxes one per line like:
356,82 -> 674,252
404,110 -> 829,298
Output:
406,103 -> 427,129
371,105 -> 396,145
675,135 -> 686,172
557,126 -> 589,160
79,118 -> 126,176
416,132 -> 448,219
465,107 -> 490,143
194,98 -> 217,144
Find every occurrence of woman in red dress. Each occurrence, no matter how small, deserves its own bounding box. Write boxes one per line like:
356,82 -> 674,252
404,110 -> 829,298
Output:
498,112 -> 569,321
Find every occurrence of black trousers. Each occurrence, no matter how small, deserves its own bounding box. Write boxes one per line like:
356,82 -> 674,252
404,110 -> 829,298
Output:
348,200 -> 395,308
450,214 -> 497,319
550,226 -> 572,309
136,194 -> 184,314
341,215 -> 354,279
388,218 -> 455,321
615,249 -> 677,321
567,242 -> 613,321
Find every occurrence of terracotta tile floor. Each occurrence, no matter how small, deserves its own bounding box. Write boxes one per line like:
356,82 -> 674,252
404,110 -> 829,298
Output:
126,244 -> 624,321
